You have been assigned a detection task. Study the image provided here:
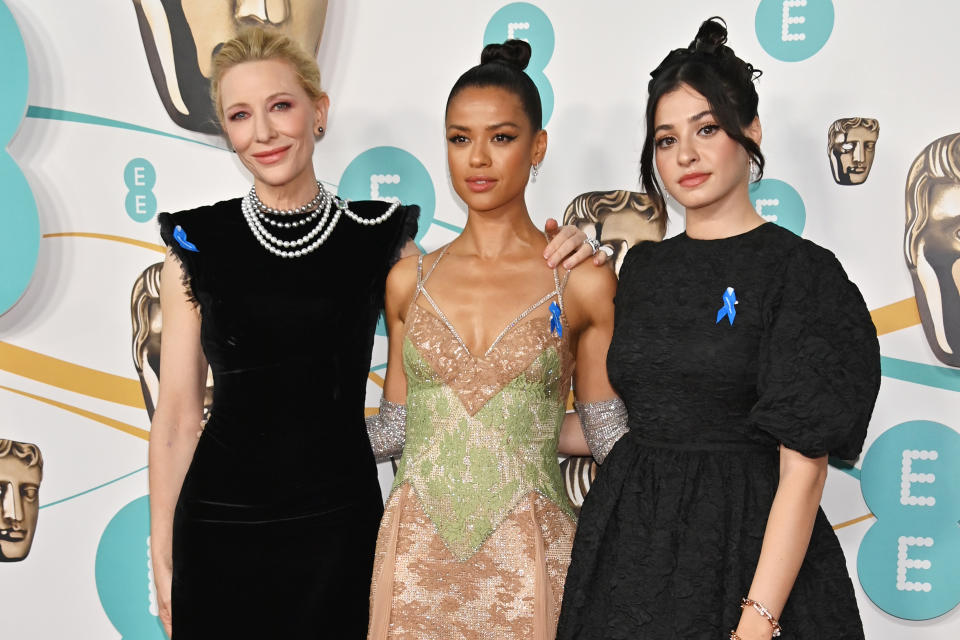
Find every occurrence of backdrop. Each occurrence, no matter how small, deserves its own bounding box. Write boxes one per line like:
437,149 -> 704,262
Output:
0,1 -> 958,638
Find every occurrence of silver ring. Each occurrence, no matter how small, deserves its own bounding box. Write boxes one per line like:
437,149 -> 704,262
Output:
599,244 -> 615,258
584,237 -> 600,255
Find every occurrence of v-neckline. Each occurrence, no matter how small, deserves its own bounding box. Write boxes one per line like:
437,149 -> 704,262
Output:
414,244 -> 563,359
416,286 -> 558,358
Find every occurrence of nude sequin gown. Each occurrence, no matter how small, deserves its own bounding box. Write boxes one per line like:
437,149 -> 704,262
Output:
368,248 -> 577,639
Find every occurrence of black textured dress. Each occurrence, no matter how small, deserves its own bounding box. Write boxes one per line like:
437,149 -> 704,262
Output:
557,223 -> 881,639
157,197 -> 418,639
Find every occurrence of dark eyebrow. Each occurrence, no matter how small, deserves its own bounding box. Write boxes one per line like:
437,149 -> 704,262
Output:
654,110 -> 715,133
487,121 -> 520,130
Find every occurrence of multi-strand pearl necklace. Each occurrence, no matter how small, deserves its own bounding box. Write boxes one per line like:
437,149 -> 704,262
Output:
240,182 -> 401,258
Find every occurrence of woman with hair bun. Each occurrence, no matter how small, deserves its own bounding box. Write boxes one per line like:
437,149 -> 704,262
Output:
366,39 -> 625,639
557,18 -> 880,640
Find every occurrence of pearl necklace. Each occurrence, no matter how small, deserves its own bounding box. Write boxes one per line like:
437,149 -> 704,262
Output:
241,183 -> 401,258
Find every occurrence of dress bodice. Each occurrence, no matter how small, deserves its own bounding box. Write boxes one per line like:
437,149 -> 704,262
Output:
158,197 -> 418,491
393,249 -> 576,559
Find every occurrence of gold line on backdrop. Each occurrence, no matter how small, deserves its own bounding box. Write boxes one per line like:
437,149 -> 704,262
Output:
0,384 -> 149,440
43,232 -> 166,253
0,342 -> 146,409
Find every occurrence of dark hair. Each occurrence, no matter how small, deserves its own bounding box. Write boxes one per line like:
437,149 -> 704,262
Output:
445,40 -> 542,131
640,17 -> 764,213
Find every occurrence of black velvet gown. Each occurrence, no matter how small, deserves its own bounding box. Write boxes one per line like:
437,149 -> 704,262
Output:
158,197 -> 418,639
557,223 -> 881,639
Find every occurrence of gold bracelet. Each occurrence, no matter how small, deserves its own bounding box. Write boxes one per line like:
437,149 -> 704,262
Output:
740,597 -> 783,637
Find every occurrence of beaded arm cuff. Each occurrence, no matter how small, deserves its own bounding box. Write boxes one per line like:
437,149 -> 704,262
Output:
574,397 -> 628,464
366,399 -> 406,461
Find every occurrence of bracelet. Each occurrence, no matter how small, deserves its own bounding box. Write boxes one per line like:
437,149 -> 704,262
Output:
740,597 -> 782,637
574,397 -> 628,464
729,632 -> 743,640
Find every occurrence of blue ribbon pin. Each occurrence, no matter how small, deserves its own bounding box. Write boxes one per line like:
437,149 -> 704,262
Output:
549,301 -> 563,338
172,225 -> 199,252
715,286 -> 738,325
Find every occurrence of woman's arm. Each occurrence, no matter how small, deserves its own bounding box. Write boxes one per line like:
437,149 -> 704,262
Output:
366,256 -> 419,459
557,264 -> 620,457
148,252 -> 208,637
733,447 -> 828,640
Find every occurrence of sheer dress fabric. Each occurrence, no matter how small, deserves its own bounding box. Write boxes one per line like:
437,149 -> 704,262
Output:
557,223 -> 881,640
158,198 -> 418,639
368,250 -> 577,639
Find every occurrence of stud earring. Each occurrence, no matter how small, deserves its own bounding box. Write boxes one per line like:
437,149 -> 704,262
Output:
316,125 -> 325,135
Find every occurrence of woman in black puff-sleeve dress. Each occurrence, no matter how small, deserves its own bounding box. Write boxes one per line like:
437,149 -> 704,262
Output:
557,19 -> 881,640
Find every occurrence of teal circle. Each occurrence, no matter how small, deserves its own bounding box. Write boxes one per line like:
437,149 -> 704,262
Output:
756,0 -> 834,62
126,191 -> 158,223
95,495 -> 169,639
484,2 -> 555,125
0,1 -> 28,141
338,146 -> 435,243
125,158 -> 157,190
0,1 -> 39,315
339,146 -> 436,336
749,178 -> 806,235
857,421 -> 960,620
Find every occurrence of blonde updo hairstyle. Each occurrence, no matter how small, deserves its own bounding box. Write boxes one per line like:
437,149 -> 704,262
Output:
209,26 -> 325,131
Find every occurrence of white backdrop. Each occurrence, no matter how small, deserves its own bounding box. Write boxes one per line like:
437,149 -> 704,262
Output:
0,1 -> 958,638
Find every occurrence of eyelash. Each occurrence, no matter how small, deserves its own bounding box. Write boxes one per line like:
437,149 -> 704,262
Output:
226,101 -> 293,121
655,124 -> 720,148
447,133 -> 518,144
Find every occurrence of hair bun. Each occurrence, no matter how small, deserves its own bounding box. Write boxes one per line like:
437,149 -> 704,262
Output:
480,39 -> 532,71
690,16 -> 728,54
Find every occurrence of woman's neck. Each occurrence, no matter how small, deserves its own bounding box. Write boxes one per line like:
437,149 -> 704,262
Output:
683,182 -> 765,239
457,200 -> 542,259
254,170 -> 319,211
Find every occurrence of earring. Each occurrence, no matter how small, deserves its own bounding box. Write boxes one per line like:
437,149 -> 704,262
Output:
532,162 -> 540,179
749,159 -> 760,182
316,125 -> 325,135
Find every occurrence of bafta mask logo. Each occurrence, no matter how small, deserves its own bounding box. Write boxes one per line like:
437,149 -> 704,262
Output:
132,263 -> 213,422
828,117 -> 879,186
562,190 -> 665,275
905,132 -> 960,367
132,0 -> 328,133
0,439 -> 42,562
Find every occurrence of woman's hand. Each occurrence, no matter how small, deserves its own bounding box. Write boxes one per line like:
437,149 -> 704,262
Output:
153,559 -> 173,637
542,218 -> 610,269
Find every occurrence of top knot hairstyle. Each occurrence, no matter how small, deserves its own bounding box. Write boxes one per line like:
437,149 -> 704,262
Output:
640,17 -> 764,213
446,40 -> 543,131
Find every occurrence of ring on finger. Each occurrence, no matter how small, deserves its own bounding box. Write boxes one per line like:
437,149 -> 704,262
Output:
599,244 -> 614,258
583,237 -> 600,255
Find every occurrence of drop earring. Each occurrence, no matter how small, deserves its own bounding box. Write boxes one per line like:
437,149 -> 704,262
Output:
532,162 -> 540,179
749,159 -> 760,182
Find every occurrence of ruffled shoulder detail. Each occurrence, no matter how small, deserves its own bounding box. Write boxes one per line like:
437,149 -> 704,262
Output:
156,199 -> 237,309
749,239 -> 881,459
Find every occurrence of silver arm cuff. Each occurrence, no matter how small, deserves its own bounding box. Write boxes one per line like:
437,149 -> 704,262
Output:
366,399 -> 406,461
575,397 -> 628,464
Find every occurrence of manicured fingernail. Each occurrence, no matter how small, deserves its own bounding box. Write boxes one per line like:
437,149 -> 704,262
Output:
547,261 -> 555,268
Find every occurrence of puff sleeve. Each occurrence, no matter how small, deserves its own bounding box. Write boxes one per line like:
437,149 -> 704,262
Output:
749,242 -> 881,460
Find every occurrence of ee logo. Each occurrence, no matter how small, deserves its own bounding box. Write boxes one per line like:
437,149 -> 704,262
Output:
484,2 -> 555,126
0,0 -> 40,315
339,146 -> 436,336
858,421 -> 960,620
749,178 -> 806,236
125,158 -> 157,222
95,495 -> 169,639
755,0 -> 835,62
